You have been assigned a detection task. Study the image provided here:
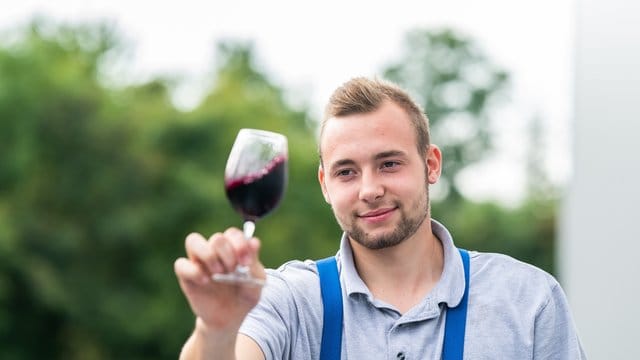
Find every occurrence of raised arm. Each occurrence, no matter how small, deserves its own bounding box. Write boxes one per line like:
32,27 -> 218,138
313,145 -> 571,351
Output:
174,228 -> 266,360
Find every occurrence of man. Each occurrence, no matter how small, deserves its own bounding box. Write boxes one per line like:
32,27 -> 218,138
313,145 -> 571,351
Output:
174,77 -> 586,359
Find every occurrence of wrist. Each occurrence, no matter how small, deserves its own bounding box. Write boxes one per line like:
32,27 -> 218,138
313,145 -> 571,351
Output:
194,317 -> 241,345
180,318 -> 240,360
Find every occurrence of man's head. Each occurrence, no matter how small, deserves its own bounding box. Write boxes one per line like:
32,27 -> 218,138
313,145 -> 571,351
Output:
317,77 -> 441,250
318,77 -> 431,166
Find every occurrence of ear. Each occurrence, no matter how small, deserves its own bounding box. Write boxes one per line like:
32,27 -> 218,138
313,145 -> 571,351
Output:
426,145 -> 442,184
318,164 -> 331,204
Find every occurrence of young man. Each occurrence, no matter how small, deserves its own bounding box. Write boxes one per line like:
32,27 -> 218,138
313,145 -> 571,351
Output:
174,77 -> 586,359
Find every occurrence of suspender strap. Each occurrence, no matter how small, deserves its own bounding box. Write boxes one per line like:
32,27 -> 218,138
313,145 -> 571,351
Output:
442,248 -> 471,360
317,248 -> 470,360
317,256 -> 343,360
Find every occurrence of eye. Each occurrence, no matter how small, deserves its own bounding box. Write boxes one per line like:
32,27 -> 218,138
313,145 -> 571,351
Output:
381,161 -> 400,169
336,169 -> 354,177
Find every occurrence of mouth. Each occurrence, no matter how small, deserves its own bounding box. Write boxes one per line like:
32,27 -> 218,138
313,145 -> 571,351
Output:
358,207 -> 397,222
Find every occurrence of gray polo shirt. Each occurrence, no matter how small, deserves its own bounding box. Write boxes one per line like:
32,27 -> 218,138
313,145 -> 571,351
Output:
240,220 -> 586,359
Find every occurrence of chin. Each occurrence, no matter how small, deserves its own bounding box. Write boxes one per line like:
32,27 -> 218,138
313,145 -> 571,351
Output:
348,229 -> 406,250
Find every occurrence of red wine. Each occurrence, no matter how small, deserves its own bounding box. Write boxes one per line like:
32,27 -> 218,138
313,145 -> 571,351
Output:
225,156 -> 287,221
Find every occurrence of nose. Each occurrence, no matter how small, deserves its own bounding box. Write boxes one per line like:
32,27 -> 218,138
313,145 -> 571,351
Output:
358,170 -> 384,203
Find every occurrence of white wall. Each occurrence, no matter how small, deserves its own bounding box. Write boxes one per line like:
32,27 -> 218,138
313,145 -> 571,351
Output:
560,0 -> 640,358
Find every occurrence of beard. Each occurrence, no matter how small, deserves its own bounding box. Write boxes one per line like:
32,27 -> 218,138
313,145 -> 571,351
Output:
344,184 -> 430,250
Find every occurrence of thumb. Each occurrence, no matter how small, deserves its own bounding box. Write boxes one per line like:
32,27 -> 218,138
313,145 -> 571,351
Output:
240,237 -> 262,267
245,237 -> 265,283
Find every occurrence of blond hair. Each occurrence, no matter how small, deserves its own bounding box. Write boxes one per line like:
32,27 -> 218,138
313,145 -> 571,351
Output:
318,77 -> 430,163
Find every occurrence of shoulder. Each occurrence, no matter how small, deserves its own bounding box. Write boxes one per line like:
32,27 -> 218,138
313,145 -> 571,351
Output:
468,251 -> 561,310
463,252 -> 584,356
266,259 -> 321,289
261,259 -> 323,309
241,260 -> 324,358
470,251 -> 558,286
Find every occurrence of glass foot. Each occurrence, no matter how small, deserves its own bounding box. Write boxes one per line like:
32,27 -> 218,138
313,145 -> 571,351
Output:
212,268 -> 265,287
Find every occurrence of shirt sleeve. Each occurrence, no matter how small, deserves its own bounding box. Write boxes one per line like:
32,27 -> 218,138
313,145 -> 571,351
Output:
239,271 -> 299,359
533,279 -> 587,359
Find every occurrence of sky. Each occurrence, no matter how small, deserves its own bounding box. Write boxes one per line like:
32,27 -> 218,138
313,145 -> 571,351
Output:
0,0 -> 576,205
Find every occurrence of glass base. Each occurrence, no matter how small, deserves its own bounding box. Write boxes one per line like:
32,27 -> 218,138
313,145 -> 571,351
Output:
212,267 -> 265,287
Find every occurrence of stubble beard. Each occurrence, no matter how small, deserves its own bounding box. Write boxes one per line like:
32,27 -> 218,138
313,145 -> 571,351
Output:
345,184 -> 430,250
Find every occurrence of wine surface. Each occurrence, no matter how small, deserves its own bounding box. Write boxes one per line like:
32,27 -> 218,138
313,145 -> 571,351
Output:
225,155 -> 287,221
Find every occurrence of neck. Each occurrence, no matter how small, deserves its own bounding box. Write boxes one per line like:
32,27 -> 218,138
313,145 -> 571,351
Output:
349,220 -> 444,313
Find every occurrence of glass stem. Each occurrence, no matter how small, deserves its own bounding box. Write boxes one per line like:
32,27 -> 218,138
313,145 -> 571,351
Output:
243,220 -> 255,239
235,220 -> 256,276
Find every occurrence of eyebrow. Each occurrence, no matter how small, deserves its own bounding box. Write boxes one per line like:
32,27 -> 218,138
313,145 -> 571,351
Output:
328,159 -> 356,173
374,150 -> 406,160
328,150 -> 407,172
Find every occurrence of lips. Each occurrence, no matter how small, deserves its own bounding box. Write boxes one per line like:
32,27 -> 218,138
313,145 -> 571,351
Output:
358,207 -> 396,220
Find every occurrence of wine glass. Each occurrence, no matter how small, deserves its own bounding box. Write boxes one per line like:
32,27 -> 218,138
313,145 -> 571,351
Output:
212,128 -> 288,286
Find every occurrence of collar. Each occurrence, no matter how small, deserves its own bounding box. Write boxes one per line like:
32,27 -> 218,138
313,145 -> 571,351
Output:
337,219 -> 466,310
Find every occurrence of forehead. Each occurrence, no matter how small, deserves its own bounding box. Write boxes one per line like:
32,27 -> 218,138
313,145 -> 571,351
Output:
320,101 -> 418,163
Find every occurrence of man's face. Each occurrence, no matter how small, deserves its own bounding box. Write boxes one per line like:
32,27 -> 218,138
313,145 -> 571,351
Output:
318,101 -> 441,250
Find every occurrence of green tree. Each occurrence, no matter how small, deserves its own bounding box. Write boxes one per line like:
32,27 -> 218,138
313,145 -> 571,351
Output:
0,20 -> 193,359
0,21 -> 336,359
432,197 -> 556,274
160,40 -> 339,267
383,29 -> 509,202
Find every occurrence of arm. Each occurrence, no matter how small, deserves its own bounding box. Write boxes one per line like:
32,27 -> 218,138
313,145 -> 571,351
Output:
179,320 -> 264,360
175,228 -> 266,360
533,281 -> 587,359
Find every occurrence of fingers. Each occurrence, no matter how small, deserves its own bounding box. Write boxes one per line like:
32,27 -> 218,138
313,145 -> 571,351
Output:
174,257 -> 209,285
185,232 -> 221,274
210,232 -> 236,272
223,227 -> 258,267
246,237 -> 261,265
183,229 -> 261,276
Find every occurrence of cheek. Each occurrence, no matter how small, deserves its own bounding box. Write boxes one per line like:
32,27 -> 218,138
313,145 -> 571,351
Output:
394,176 -> 427,199
325,183 -> 357,210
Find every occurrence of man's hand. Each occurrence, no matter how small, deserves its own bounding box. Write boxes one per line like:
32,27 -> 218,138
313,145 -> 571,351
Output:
174,227 -> 265,332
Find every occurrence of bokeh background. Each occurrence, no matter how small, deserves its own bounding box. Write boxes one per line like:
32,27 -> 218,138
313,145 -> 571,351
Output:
0,0 -> 637,359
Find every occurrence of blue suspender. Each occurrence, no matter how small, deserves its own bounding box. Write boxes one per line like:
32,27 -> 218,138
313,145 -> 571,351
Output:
442,248 -> 470,359
317,248 -> 470,360
317,257 -> 344,360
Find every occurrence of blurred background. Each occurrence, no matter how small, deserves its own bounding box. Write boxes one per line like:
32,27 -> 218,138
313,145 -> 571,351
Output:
0,0 -> 637,359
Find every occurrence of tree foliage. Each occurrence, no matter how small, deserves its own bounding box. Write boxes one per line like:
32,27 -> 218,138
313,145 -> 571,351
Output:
383,29 -> 509,201
0,21 -> 555,359
0,21 -> 335,359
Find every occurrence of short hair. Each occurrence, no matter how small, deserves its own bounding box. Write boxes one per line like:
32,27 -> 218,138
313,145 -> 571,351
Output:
318,77 -> 430,164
